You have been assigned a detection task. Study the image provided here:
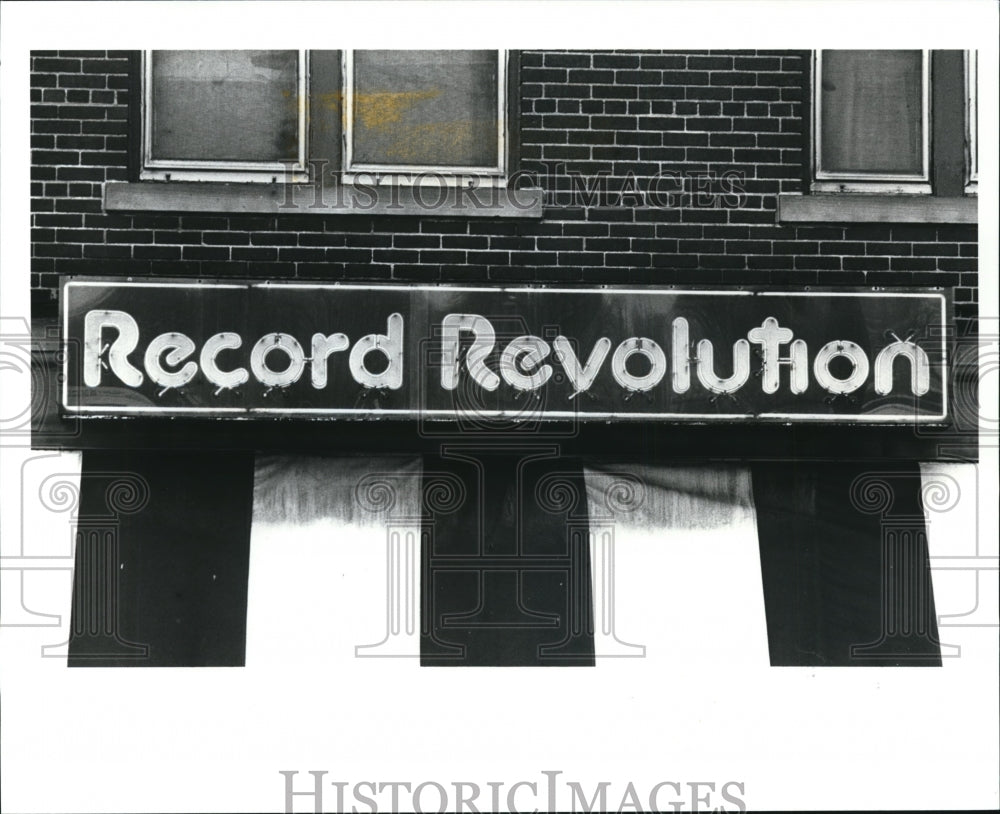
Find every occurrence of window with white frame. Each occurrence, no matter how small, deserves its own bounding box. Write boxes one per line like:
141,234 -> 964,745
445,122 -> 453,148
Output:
813,50 -> 931,194
965,50 -> 978,194
343,50 -> 508,186
140,49 -> 509,187
142,50 -> 309,182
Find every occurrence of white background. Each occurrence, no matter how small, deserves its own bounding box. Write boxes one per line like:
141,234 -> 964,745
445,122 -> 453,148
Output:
2,2 -> 998,812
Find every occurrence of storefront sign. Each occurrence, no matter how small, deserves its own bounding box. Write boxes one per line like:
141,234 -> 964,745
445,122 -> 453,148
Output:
61,280 -> 949,423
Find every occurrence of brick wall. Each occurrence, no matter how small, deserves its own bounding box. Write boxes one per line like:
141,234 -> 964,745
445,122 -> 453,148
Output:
30,50 -> 977,329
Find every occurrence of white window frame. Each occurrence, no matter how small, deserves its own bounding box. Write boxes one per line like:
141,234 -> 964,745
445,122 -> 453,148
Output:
140,50 -> 310,183
965,50 -> 978,195
812,50 -> 932,194
342,49 -> 508,188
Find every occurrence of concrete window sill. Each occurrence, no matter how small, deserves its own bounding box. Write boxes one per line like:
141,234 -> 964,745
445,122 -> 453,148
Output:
104,181 -> 545,218
777,193 -> 977,224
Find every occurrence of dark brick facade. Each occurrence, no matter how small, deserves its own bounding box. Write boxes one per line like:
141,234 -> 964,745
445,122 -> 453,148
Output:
30,50 -> 977,328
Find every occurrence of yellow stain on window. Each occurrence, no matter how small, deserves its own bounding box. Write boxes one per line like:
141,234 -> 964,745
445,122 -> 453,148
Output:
354,89 -> 443,130
276,88 -> 494,163
374,120 -> 490,164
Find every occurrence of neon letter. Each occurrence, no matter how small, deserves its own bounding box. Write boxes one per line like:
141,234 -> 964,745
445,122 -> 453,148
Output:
696,338 -> 751,394
874,341 -> 930,395
672,317 -> 691,394
251,333 -> 306,388
553,335 -> 611,396
500,336 -> 553,391
349,313 -> 403,390
83,310 -> 143,388
144,332 -> 197,391
311,332 -> 349,389
440,314 -> 499,391
201,332 -> 248,391
611,338 -> 667,392
747,316 -> 795,394
813,340 -> 870,394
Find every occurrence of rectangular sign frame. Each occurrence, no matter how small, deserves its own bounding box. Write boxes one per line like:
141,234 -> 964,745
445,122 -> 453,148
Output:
60,279 -> 951,425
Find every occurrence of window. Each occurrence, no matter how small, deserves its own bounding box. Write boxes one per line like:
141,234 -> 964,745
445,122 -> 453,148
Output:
121,49 -> 534,215
966,50 -> 978,194
139,49 -> 509,188
813,50 -> 931,194
142,50 -> 309,182
781,49 -> 978,223
343,50 -> 507,186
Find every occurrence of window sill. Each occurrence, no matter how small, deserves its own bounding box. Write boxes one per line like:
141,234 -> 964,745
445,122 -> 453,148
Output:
104,181 -> 544,218
778,193 -> 977,224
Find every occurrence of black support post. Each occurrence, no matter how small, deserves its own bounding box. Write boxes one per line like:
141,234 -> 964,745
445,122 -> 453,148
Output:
69,450 -> 256,667
752,461 -> 942,667
421,448 -> 595,666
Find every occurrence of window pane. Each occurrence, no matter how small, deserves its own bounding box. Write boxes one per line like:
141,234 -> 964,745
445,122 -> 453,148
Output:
352,50 -> 499,169
820,50 -> 924,176
968,51 -> 978,182
151,50 -> 299,163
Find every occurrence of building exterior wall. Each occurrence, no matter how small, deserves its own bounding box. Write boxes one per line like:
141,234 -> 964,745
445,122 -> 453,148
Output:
27,47 -> 977,669
30,49 -> 978,332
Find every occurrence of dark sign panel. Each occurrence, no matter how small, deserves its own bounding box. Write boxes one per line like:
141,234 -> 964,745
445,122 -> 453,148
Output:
61,280 -> 949,423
